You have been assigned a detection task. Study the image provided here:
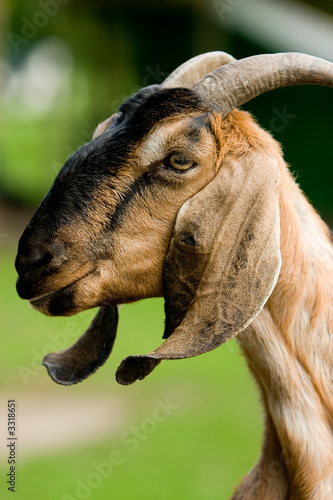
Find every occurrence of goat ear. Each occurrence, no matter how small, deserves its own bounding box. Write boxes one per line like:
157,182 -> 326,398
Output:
43,306 -> 118,385
93,113 -> 119,138
116,151 -> 281,385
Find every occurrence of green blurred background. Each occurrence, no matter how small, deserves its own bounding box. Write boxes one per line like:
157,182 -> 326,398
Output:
0,1 -> 332,499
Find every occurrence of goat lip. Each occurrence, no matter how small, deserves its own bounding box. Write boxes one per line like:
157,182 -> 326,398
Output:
29,289 -> 60,303
29,272 -> 92,305
24,263 -> 95,305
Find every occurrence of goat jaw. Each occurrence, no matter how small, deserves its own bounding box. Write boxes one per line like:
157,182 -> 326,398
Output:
42,306 -> 118,385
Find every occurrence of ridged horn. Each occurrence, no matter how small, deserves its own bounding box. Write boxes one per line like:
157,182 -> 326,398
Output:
162,51 -> 236,89
191,52 -> 333,117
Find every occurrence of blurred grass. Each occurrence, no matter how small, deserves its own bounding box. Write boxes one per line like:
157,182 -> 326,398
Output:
0,244 -> 262,499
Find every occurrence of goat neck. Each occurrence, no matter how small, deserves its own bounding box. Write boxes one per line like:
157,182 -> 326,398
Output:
235,118 -> 333,499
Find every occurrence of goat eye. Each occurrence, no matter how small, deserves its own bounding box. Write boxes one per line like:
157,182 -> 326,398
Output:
167,154 -> 195,171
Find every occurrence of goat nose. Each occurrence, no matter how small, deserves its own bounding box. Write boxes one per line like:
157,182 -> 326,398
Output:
15,244 -> 52,277
16,228 -> 68,300
15,227 -> 65,278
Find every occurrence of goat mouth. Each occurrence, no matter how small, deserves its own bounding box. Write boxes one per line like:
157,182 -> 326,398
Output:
29,278 -> 85,316
16,261 -> 94,302
27,266 -> 96,316
29,280 -> 78,305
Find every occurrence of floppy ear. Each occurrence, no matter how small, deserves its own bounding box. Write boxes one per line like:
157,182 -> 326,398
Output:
116,151 -> 281,385
92,113 -> 120,138
43,306 -> 118,385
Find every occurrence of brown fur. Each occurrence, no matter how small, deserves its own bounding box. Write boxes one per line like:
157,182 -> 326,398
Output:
115,109 -> 333,496
120,110 -> 333,497
226,112 -> 333,499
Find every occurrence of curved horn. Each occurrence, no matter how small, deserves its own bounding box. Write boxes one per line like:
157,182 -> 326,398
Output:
192,52 -> 333,117
162,51 -> 236,89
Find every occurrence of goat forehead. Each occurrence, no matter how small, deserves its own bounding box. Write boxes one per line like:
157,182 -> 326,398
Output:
118,86 -> 208,126
33,88 -> 210,232
39,127 -> 140,220
137,114 -> 210,164
56,86 -> 207,179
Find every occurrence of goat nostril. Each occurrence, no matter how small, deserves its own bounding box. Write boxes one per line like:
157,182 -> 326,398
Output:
15,250 -> 53,277
16,224 -> 67,277
32,251 -> 53,270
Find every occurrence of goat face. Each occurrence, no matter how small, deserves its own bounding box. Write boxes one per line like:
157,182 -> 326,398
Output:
15,52 -> 333,386
15,87 -> 219,317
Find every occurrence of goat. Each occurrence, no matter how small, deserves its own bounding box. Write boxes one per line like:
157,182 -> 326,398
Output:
15,51 -> 333,499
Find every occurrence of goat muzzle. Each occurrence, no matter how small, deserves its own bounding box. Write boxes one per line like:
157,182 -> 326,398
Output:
15,225 -> 95,313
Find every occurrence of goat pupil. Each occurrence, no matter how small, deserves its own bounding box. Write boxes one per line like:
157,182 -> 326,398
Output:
175,155 -> 187,164
169,154 -> 193,171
